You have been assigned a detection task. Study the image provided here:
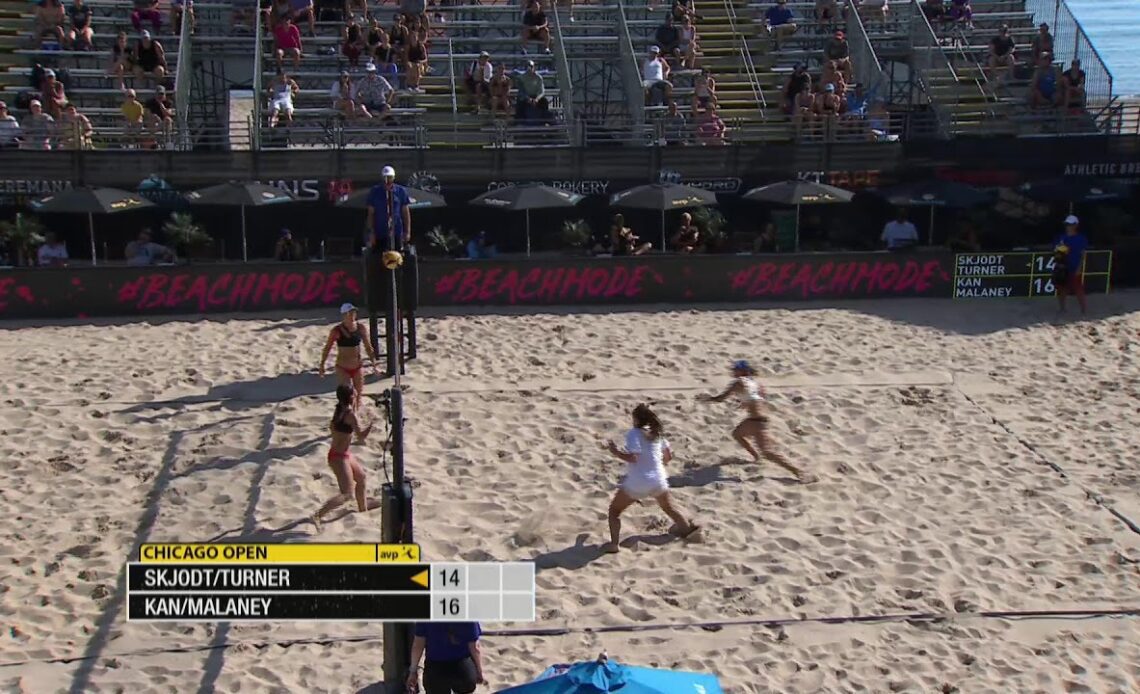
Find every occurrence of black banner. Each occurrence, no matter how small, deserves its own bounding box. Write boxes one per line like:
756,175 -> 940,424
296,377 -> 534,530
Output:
126,593 -> 430,621
0,249 -> 1120,320
127,564 -> 431,592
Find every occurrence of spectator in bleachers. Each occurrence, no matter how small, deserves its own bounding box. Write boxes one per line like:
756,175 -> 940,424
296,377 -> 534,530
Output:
655,15 -> 681,62
815,0 -> 839,26
664,101 -> 686,145
678,16 -> 698,69
66,0 -> 94,51
347,0 -> 370,22
108,31 -> 132,90
145,85 -> 174,137
290,0 -> 317,36
331,71 -> 363,118
948,0 -> 972,27
671,0 -> 697,24
21,100 -> 54,150
121,89 -> 145,144
696,104 -> 725,145
389,13 -> 410,61
922,0 -> 946,22
986,25 -> 1015,87
134,30 -> 168,83
132,0 -> 162,34
1061,59 -> 1086,110
372,42 -> 400,85
515,60 -> 546,122
763,0 -> 796,51
171,0 -> 194,35
1029,52 -> 1061,110
59,102 -> 93,150
268,0 -> 291,28
855,0 -> 889,25
32,0 -> 66,47
268,69 -> 299,127
821,60 -> 847,99
521,0 -> 552,56
39,69 -> 67,120
410,13 -> 429,45
611,215 -> 651,255
405,32 -> 428,92
813,82 -> 842,126
642,46 -> 673,107
1031,23 -> 1053,66
783,62 -> 811,115
353,63 -> 395,118
401,0 -> 428,26
465,51 -> 493,114
791,84 -> 815,135
274,17 -> 303,70
881,209 -> 917,250
366,16 -> 387,50
824,30 -> 851,82
37,232 -> 69,267
692,67 -> 716,114
0,102 -> 21,149
343,16 -> 367,66
490,63 -> 513,118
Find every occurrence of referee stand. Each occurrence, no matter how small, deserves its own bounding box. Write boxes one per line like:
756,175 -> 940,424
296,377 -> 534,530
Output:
363,241 -> 418,691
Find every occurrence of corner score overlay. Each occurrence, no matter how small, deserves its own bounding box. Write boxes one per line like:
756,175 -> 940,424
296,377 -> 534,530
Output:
127,544 -> 536,623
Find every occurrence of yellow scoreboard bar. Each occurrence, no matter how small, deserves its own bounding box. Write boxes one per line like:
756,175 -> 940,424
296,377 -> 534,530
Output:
139,543 -> 421,563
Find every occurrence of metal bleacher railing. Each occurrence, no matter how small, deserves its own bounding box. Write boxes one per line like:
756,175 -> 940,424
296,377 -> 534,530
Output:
251,6 -> 264,152
615,0 -> 648,133
1024,0 -> 1112,109
846,1 -> 888,107
907,0 -> 966,137
549,2 -> 577,131
724,0 -> 765,112
174,1 -> 194,151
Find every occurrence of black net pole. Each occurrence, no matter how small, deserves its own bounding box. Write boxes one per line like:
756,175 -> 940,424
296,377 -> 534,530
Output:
364,249 -> 380,358
404,246 -> 419,361
385,265 -> 399,379
381,386 -> 413,689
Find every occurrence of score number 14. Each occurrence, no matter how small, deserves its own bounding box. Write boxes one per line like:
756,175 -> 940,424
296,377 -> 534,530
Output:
1032,255 -> 1056,296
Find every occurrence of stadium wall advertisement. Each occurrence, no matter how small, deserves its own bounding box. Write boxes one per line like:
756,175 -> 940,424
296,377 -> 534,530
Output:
1,253 -> 954,319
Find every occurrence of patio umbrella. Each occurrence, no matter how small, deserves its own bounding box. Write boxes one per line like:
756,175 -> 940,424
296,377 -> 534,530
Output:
741,180 -> 854,252
28,186 -> 155,266
498,656 -> 724,693
880,180 -> 993,244
185,181 -> 296,261
1018,178 -> 1129,214
335,186 -> 447,210
609,183 -> 718,251
469,183 -> 584,256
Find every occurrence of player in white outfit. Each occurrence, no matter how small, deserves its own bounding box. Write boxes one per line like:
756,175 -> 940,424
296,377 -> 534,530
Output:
600,403 -> 699,554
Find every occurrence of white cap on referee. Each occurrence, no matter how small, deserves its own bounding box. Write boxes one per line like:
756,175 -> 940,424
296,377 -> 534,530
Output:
1064,214 -> 1079,225
382,165 -> 396,178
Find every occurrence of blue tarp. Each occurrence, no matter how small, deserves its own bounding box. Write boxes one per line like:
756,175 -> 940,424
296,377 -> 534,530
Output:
496,659 -> 723,693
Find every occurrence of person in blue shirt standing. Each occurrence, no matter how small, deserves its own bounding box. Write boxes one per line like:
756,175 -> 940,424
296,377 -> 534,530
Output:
365,164 -> 412,252
1053,214 -> 1088,315
406,621 -> 485,693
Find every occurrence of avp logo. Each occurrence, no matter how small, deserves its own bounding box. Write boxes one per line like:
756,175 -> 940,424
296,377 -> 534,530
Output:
407,171 -> 441,193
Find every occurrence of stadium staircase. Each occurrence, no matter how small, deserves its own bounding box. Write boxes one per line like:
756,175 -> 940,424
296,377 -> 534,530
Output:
0,0 -> 23,96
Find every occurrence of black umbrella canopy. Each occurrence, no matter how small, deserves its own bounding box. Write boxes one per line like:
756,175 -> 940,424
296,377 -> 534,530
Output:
336,186 -> 447,210
185,181 -> 296,207
880,180 -> 993,208
609,183 -> 717,211
469,183 -> 584,210
1018,178 -> 1130,203
741,180 -> 854,206
29,186 -> 155,214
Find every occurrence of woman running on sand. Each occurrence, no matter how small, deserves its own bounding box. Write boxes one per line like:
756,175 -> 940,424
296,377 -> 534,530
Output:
600,404 -> 699,554
318,302 -> 378,410
312,384 -> 373,530
699,359 -> 810,482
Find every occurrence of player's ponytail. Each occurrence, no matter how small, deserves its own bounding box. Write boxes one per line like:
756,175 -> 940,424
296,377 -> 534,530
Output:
632,403 -> 663,441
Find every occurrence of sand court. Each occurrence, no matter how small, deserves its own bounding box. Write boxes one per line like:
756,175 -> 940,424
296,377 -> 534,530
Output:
0,297 -> 1137,692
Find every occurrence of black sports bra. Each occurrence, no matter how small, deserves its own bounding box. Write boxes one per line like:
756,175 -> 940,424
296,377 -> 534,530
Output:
332,408 -> 354,433
337,324 -> 362,348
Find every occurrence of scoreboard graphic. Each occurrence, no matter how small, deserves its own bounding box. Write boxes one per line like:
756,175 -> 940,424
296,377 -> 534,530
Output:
127,544 -> 536,622
953,251 -> 1112,299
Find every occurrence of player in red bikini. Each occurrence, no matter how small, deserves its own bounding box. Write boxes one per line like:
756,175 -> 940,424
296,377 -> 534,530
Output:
318,303 -> 379,410
311,383 -> 373,531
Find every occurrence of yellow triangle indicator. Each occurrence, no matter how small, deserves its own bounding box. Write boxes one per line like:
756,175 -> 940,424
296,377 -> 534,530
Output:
410,570 -> 429,588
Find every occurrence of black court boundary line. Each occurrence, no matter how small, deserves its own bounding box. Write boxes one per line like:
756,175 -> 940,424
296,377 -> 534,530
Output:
954,386 -> 1140,537
0,608 -> 1137,669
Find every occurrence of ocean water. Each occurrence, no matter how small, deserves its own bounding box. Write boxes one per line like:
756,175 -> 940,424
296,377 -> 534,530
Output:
1065,0 -> 1139,97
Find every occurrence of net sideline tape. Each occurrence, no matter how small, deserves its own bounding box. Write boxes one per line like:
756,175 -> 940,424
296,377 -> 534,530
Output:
1,608 -> 1138,669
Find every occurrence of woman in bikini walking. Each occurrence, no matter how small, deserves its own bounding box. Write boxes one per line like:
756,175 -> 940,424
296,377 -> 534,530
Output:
600,404 -> 699,554
699,360 -> 811,482
312,384 -> 373,530
318,302 -> 379,410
